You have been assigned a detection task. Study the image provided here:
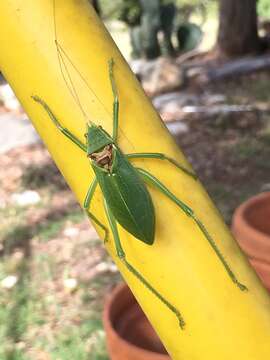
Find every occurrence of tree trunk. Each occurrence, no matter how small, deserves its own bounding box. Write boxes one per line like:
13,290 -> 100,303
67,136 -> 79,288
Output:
217,0 -> 260,57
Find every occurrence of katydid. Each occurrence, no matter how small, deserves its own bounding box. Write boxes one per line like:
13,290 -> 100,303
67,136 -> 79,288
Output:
31,1 -> 247,329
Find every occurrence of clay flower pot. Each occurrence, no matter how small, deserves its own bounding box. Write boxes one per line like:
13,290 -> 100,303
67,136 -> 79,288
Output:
232,192 -> 270,291
103,282 -> 170,360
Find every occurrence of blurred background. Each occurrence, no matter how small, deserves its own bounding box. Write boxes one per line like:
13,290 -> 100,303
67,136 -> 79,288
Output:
0,0 -> 270,359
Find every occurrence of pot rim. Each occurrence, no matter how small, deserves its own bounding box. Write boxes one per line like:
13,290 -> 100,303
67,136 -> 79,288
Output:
103,282 -> 170,359
232,191 -> 270,244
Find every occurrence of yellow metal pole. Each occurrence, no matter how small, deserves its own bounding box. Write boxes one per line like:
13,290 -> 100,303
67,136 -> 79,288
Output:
0,1 -> 269,359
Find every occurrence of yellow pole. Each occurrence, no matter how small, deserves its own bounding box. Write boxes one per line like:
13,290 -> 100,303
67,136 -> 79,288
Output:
0,1 -> 269,359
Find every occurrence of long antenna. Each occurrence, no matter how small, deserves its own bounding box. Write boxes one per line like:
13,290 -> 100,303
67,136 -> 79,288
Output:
53,0 -> 111,122
53,0 -> 90,121
52,1 -> 132,148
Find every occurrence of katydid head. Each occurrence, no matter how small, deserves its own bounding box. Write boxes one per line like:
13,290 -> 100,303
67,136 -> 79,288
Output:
86,123 -> 114,171
86,123 -> 113,156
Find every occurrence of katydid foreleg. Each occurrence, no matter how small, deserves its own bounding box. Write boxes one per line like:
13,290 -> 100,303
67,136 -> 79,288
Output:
84,178 -> 109,243
108,59 -> 119,143
103,198 -> 186,328
32,96 -> 109,242
32,96 -> 86,152
137,168 -> 247,291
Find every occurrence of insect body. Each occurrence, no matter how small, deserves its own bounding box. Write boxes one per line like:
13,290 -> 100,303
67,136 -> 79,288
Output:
91,139 -> 155,245
32,2 -> 247,329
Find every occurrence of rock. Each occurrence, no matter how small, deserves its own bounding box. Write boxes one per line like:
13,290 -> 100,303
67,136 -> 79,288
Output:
153,91 -> 198,110
95,262 -> 118,273
130,58 -> 184,96
153,91 -> 198,122
11,190 -> 41,206
64,278 -> 78,292
63,227 -> 80,237
203,93 -> 226,106
1,275 -> 18,289
166,121 -> 189,136
0,113 -> 40,154
0,84 -> 21,111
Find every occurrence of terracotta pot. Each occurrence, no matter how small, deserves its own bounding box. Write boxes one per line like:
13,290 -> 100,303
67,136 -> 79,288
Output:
232,192 -> 270,291
103,282 -> 170,360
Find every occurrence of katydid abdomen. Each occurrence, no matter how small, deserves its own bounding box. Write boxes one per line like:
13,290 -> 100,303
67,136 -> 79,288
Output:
92,147 -> 155,245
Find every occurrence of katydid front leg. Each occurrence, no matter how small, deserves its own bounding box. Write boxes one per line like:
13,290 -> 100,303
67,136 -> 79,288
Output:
108,59 -> 119,143
84,178 -> 109,243
32,96 -> 109,242
103,198 -> 185,329
137,168 -> 247,291
32,96 -> 86,152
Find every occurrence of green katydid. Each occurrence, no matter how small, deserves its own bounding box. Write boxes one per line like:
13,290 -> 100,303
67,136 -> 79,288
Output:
31,1 -> 247,329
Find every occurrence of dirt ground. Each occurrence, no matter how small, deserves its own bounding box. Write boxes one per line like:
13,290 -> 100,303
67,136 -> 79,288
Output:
175,71 -> 270,221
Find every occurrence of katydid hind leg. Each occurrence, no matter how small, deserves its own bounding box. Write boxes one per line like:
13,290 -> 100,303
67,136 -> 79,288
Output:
108,59 -> 119,143
127,152 -> 197,179
103,198 -> 185,329
84,178 -> 109,243
32,96 -> 86,152
137,167 -> 247,291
